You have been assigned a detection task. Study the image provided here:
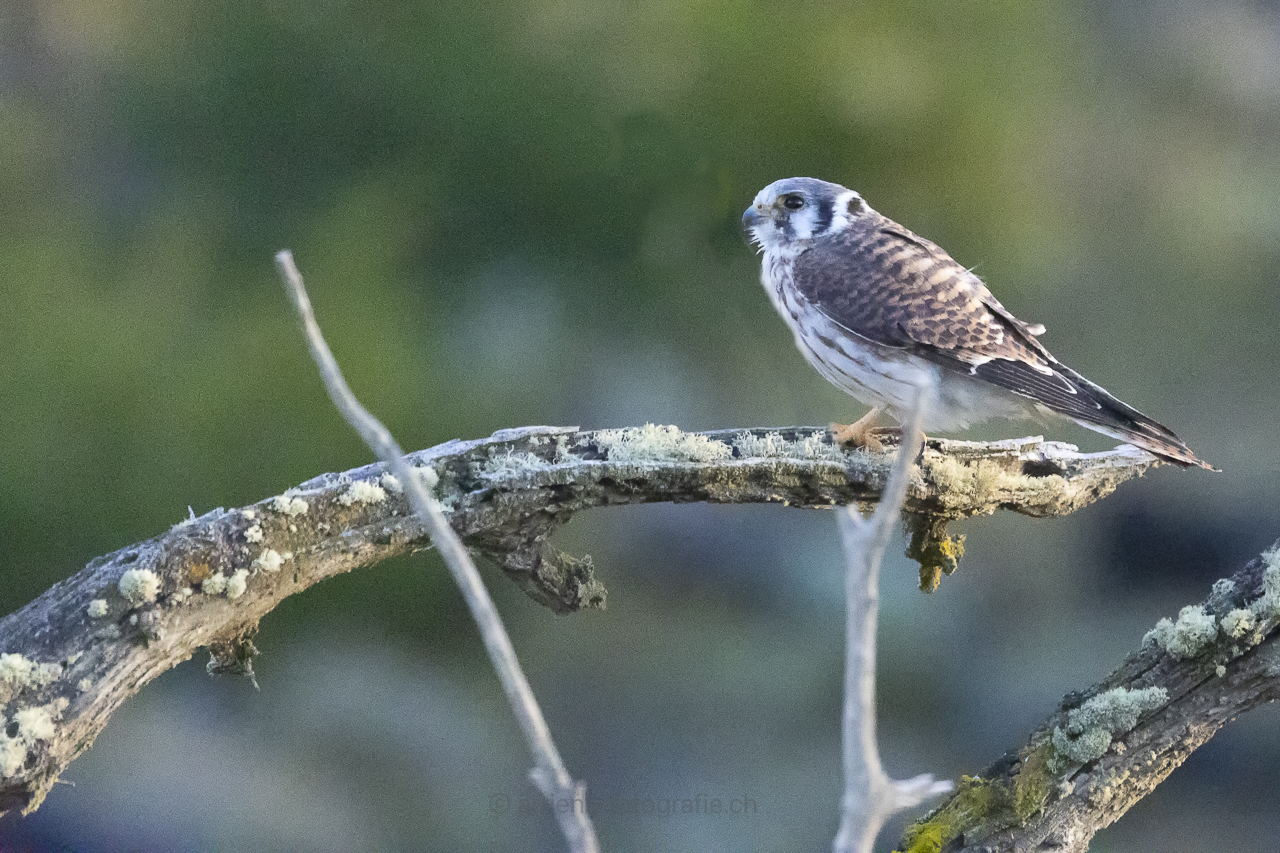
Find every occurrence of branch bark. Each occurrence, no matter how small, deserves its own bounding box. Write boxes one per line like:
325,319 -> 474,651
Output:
895,543 -> 1280,853
0,425 -> 1159,818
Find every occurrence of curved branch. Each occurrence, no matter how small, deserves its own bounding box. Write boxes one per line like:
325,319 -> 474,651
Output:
896,544 -> 1280,853
0,425 -> 1157,817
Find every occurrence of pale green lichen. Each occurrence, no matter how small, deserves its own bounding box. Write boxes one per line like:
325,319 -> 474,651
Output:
734,431 -> 788,458
593,424 -> 733,464
224,569 -> 249,599
0,736 -> 24,777
338,480 -> 387,506
1221,608 -> 1255,639
86,599 -> 109,619
734,431 -> 846,462
381,466 -> 439,494
244,524 -> 264,544
204,568 -> 250,598
1050,686 -> 1167,766
1144,605 -> 1218,659
799,434 -> 846,460
252,548 -> 284,574
271,494 -> 309,517
118,568 -> 161,605
1052,726 -> 1111,765
0,698 -> 69,778
0,654 -> 60,691
14,706 -> 56,742
1147,554 -> 1280,660
481,450 -> 548,477
1263,542 -> 1280,571
1249,553 -> 1280,620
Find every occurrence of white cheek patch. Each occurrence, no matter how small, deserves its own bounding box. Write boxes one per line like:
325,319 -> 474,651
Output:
827,190 -> 862,232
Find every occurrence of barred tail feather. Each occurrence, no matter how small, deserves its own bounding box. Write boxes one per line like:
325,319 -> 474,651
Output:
964,356 -> 1215,470
1052,365 -> 1215,470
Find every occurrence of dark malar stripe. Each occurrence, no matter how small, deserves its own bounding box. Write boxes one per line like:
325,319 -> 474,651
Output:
815,198 -> 833,234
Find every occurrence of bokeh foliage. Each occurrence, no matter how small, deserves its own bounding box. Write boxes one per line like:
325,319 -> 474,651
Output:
2,1 -> 1279,850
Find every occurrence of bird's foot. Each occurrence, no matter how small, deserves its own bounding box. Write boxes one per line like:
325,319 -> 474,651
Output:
831,408 -> 886,451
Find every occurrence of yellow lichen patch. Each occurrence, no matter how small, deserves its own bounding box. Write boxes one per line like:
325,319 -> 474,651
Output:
1013,745 -> 1053,818
896,747 -> 1054,853
920,454 -> 1060,512
896,775 -> 991,853
187,562 -> 212,585
1220,608 -> 1255,640
906,515 -> 966,592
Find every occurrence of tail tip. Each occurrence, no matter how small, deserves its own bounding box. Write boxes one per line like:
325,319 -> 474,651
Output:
1160,447 -> 1217,472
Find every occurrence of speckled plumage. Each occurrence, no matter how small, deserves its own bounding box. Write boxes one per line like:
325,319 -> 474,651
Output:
743,177 -> 1212,469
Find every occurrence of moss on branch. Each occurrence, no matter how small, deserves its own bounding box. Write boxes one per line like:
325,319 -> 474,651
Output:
0,424 -> 1161,817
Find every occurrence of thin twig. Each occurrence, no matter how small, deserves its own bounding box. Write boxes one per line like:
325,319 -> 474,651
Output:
274,251 -> 599,853
833,383 -> 953,853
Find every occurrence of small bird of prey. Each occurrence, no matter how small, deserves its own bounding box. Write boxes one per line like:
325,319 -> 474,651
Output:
743,177 -> 1212,469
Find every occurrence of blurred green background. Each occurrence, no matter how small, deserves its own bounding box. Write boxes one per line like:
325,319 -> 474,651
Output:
3,1 -> 1279,850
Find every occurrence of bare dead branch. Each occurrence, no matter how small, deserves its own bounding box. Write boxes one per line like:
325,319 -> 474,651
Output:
834,383 -> 951,853
274,251 -> 598,853
0,421 -> 1162,820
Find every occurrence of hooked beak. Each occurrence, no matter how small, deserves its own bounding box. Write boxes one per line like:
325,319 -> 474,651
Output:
741,204 -> 766,242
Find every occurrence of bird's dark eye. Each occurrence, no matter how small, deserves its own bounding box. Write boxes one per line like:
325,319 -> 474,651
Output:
782,194 -> 805,211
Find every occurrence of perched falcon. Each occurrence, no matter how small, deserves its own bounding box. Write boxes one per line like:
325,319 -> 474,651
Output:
743,177 -> 1212,469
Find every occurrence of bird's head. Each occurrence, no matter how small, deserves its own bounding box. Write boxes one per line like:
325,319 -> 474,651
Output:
742,177 -> 866,253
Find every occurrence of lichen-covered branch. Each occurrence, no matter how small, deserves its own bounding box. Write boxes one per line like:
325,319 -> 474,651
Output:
896,542 -> 1280,853
0,424 -> 1157,818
